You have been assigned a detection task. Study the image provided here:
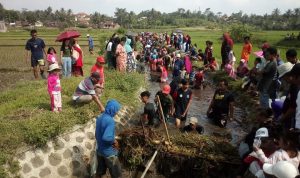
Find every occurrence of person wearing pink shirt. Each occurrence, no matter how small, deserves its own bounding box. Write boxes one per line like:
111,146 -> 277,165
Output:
47,63 -> 62,112
46,47 -> 58,65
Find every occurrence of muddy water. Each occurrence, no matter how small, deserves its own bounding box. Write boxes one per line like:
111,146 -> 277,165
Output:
146,72 -> 247,146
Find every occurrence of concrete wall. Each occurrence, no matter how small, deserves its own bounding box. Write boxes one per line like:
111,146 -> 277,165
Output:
13,105 -> 136,178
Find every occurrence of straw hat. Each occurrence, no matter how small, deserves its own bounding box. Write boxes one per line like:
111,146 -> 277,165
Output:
48,63 -> 61,72
277,62 -> 294,78
189,117 -> 198,125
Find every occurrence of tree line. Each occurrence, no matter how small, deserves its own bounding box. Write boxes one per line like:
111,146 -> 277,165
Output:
0,3 -> 299,30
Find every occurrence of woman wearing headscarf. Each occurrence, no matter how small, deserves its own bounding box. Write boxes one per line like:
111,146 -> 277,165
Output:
71,38 -> 84,77
125,37 -> 136,72
221,32 -> 234,69
115,37 -> 127,72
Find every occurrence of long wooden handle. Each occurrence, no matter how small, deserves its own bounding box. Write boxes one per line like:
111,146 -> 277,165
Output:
156,95 -> 171,143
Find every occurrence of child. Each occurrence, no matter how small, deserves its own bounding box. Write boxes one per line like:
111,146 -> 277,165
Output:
158,62 -> 168,83
91,56 -> 105,96
225,60 -> 236,79
47,63 -> 62,112
254,131 -> 300,170
236,59 -> 249,78
205,57 -> 218,71
47,47 -> 58,65
194,68 -> 204,89
189,66 -> 197,86
140,91 -> 157,126
205,41 -> 213,64
179,66 -> 187,80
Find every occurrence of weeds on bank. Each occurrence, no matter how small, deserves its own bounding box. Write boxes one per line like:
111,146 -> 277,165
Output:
0,69 -> 145,177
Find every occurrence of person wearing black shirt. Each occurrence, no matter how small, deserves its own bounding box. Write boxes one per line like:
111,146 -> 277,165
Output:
173,79 -> 193,128
140,91 -> 156,126
207,79 -> 234,127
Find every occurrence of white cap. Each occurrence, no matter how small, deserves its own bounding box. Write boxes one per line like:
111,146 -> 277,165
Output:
189,117 -> 198,125
176,53 -> 181,58
48,63 -> 61,72
87,34 -> 90,37
240,59 -> 246,63
255,127 -> 269,138
278,62 -> 294,78
263,161 -> 299,178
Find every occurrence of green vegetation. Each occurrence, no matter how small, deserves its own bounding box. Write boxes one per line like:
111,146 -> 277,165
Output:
0,39 -> 145,176
0,26 -> 299,177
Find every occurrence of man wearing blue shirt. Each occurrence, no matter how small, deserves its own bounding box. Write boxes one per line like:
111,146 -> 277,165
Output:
87,34 -> 94,55
25,29 -> 47,79
95,100 -> 122,178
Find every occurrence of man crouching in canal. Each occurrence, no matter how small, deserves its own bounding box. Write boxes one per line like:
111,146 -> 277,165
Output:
95,100 -> 122,178
206,79 -> 234,128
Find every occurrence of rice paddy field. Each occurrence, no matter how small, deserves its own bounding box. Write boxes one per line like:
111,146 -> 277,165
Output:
0,27 -> 299,177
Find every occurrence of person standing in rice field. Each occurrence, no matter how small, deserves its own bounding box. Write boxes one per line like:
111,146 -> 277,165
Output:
116,37 -> 127,72
25,29 -> 47,79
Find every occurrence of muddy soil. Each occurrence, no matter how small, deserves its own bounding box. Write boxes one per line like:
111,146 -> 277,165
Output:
0,70 -> 33,92
119,71 -> 248,178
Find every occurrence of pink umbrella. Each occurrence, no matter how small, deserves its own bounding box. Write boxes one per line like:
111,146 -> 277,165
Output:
56,31 -> 81,42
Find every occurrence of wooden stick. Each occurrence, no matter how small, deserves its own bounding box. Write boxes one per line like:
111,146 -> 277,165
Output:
156,95 -> 171,143
140,150 -> 158,178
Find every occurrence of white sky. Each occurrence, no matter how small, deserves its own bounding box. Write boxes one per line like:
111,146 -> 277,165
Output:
1,0 -> 300,16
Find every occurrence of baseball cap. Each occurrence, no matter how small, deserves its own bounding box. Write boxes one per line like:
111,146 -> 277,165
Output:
277,62 -> 294,78
97,56 -> 105,63
91,72 -> 101,80
162,84 -> 171,94
263,161 -> 299,178
288,63 -> 300,77
255,127 -> 269,138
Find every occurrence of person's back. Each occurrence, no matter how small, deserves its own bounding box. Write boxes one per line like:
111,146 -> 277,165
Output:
95,100 -> 120,157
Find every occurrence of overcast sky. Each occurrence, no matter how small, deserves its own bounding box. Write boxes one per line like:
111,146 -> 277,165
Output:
1,0 -> 300,16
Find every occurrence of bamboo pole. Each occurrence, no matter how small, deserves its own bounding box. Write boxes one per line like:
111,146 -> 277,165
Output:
140,150 -> 158,178
156,95 -> 171,143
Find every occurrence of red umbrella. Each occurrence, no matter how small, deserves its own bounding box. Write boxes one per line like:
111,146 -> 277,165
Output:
56,31 -> 81,42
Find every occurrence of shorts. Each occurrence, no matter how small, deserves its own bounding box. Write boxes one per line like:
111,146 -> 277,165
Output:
31,58 -> 45,67
96,154 -> 122,178
175,107 -> 187,121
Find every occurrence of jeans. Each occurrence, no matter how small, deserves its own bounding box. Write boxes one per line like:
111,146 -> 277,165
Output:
62,57 -> 72,77
259,89 -> 270,109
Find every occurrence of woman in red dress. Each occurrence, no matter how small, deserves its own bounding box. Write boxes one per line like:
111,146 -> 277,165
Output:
71,39 -> 84,77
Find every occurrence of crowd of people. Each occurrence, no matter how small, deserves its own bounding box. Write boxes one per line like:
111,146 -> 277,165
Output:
25,29 -> 300,178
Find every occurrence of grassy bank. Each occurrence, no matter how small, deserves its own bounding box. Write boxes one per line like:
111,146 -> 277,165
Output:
0,53 -> 145,177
